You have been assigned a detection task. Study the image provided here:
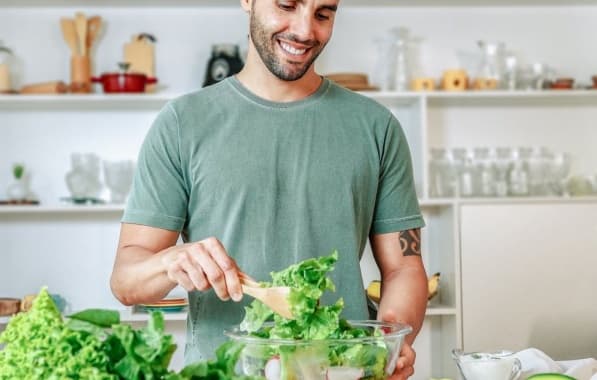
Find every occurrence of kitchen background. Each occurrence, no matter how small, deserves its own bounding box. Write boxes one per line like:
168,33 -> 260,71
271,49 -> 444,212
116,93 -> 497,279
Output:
1,0 -> 597,379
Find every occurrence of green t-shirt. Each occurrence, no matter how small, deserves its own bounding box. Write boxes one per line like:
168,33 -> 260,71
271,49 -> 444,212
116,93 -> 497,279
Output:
122,76 -> 425,364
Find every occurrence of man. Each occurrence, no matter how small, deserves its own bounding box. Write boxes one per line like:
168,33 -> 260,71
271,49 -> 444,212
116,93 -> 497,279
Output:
110,0 -> 427,378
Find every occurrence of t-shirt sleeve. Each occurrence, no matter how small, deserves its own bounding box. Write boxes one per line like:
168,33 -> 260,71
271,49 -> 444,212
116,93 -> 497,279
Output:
122,103 -> 188,231
371,114 -> 425,234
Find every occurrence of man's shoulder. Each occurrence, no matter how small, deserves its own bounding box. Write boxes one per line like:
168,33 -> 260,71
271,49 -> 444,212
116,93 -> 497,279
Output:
325,80 -> 393,119
167,79 -> 234,114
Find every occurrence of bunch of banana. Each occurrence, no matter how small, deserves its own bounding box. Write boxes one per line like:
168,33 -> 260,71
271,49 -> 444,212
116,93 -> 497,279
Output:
427,272 -> 440,301
366,272 -> 441,303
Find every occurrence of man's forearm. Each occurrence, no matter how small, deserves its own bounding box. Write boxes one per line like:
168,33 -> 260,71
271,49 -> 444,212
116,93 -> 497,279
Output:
377,265 -> 428,344
110,246 -> 177,306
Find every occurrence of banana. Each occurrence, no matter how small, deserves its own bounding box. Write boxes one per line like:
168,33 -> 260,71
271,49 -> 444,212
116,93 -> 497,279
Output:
366,280 -> 381,303
427,272 -> 440,301
366,272 -> 440,303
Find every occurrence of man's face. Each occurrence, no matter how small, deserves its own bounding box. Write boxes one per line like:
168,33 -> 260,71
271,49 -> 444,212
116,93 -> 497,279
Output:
249,0 -> 338,81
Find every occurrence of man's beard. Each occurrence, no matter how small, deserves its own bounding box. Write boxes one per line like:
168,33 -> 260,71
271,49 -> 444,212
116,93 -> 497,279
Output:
249,9 -> 325,81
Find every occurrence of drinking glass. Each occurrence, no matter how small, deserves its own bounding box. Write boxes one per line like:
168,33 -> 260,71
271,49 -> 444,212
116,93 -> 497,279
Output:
103,160 -> 135,204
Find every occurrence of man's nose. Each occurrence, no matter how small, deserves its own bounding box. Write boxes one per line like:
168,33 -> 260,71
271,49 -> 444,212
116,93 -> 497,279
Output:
290,11 -> 316,43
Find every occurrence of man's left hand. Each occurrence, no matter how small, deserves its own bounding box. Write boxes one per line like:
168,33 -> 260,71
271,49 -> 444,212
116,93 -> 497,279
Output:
389,342 -> 416,380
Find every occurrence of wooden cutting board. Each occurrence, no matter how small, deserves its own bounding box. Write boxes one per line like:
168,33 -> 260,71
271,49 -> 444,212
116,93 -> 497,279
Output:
124,34 -> 155,92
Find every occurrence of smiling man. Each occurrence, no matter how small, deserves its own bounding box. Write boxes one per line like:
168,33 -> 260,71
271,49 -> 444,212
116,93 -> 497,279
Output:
110,1 -> 427,379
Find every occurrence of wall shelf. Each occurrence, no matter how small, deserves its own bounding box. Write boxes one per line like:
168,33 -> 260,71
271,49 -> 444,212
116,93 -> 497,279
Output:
1,0 -> 595,7
0,309 -> 188,325
2,90 -> 596,110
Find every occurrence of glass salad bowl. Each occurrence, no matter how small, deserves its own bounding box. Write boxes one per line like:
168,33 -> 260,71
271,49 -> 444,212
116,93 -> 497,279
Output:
225,320 -> 412,380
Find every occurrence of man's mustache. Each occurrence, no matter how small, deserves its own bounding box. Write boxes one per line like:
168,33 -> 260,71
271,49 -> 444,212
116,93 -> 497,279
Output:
274,33 -> 319,48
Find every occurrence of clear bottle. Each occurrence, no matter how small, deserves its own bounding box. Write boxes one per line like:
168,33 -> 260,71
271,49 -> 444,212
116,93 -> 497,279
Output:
391,27 -> 416,92
451,148 -> 467,197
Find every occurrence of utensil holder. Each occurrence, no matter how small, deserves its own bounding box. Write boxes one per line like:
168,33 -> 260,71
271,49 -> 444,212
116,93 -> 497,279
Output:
70,55 -> 91,93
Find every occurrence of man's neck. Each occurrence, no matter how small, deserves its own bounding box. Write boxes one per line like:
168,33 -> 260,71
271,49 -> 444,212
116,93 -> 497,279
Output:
235,48 -> 323,103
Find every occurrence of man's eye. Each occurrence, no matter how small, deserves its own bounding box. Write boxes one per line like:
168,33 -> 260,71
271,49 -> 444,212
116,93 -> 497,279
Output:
316,12 -> 330,20
278,3 -> 295,11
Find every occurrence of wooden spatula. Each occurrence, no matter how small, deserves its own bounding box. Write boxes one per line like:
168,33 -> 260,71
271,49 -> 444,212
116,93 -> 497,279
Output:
86,15 -> 102,52
239,272 -> 294,320
74,12 -> 87,56
60,18 -> 78,56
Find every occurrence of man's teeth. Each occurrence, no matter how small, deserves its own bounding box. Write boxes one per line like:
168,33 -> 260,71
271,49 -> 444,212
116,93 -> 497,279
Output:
279,41 -> 307,55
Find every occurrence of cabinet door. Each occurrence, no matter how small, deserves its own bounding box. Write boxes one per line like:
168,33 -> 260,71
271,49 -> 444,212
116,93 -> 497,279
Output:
461,202 -> 597,359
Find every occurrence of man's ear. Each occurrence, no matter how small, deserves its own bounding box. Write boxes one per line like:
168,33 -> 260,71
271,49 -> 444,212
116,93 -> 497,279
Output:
240,0 -> 252,13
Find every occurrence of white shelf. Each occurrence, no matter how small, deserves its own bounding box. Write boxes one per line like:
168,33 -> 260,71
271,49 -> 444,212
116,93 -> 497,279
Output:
0,309 -> 187,325
2,197 -> 595,215
0,93 -> 180,110
2,90 -> 596,110
426,305 -> 458,316
1,0 -> 595,7
438,196 -> 597,205
0,204 -> 124,214
1,307 -> 454,324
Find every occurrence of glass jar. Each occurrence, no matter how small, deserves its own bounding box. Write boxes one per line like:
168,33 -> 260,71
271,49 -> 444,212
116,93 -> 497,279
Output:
474,147 -> 495,197
429,147 -> 456,198
458,149 -> 476,197
508,148 -> 530,196
65,153 -> 102,201
493,147 -> 512,198
475,41 -> 505,90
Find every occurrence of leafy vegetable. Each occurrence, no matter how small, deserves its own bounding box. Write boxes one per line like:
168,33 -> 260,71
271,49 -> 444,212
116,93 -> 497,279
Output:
0,287 -> 115,379
69,308 -> 121,328
0,288 -> 261,380
169,341 -> 261,380
238,250 -> 391,379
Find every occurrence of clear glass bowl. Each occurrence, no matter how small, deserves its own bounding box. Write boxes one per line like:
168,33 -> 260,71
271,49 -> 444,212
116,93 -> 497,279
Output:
224,320 -> 412,380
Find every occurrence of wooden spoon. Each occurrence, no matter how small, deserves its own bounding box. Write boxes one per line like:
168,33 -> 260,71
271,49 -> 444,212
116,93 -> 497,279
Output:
74,12 -> 87,56
86,15 -> 102,52
60,18 -> 78,56
239,272 -> 294,320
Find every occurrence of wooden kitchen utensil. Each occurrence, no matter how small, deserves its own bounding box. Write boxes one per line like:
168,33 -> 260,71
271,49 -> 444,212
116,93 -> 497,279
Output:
86,15 -> 102,52
60,17 -> 79,56
20,81 -> 68,94
124,34 -> 156,92
75,12 -> 87,57
239,272 -> 294,320
70,55 -> 91,93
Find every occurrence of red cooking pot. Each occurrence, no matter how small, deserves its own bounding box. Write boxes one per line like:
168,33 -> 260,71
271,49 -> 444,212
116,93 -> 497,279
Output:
92,62 -> 157,93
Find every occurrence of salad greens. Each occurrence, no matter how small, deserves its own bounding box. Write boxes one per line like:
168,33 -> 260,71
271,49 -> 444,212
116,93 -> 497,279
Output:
0,287 -> 114,379
0,287 -> 259,380
238,250 -> 390,379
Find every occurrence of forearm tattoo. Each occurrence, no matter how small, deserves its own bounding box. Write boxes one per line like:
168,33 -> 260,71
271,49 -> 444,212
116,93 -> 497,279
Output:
399,229 -> 421,256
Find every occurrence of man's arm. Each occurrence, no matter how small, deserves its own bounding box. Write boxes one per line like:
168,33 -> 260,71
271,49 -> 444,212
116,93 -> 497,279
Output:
370,228 -> 428,343
110,223 -> 181,305
110,223 -> 244,306
370,228 -> 427,379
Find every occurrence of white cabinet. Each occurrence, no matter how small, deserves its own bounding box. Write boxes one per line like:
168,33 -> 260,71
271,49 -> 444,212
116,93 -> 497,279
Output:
2,1 -> 597,379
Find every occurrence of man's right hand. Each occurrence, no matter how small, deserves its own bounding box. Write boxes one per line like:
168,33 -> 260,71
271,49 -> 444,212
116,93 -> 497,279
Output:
161,236 -> 243,302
